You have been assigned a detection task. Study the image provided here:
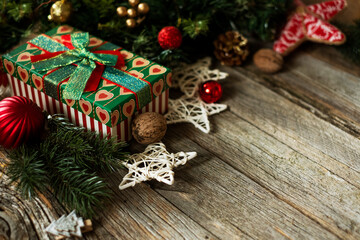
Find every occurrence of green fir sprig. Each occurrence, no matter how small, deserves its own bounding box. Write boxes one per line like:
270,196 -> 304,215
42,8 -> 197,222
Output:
6,115 -> 128,218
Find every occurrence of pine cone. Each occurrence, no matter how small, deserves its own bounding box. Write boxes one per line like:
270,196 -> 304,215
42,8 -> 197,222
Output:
214,31 -> 249,66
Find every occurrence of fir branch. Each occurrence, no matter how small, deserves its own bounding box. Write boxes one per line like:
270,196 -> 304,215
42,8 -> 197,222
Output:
47,115 -> 128,173
235,0 -> 293,41
50,157 -> 111,218
6,114 -> 128,218
7,145 -> 47,199
182,18 -> 210,39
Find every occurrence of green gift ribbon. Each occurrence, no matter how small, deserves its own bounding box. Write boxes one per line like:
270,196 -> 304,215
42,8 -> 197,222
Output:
32,32 -> 118,100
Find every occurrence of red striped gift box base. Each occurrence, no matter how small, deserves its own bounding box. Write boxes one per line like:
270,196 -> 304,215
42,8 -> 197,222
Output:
7,75 -> 169,142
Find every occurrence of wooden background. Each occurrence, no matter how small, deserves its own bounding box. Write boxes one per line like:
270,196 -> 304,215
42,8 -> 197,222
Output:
1,2 -> 360,239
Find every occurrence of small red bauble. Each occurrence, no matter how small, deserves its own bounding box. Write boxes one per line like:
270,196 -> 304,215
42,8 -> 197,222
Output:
0,96 -> 45,148
199,81 -> 223,103
158,26 -> 182,50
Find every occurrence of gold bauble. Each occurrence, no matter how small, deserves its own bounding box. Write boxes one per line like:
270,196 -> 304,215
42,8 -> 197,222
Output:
127,8 -> 137,18
49,0 -> 72,23
126,18 -> 137,28
116,6 -> 128,17
137,3 -> 149,15
128,0 -> 140,7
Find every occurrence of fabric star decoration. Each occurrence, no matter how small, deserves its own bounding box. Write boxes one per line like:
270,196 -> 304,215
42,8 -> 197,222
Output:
119,142 -> 197,190
273,0 -> 347,56
166,57 -> 228,134
45,210 -> 84,239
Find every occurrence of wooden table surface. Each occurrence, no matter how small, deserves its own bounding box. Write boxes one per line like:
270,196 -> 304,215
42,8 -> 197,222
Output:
1,43 -> 360,240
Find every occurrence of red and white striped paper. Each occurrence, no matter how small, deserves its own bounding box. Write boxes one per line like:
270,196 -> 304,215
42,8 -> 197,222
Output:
7,75 -> 169,142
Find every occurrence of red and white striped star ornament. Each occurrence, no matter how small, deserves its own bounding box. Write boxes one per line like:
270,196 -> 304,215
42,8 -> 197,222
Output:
273,0 -> 347,56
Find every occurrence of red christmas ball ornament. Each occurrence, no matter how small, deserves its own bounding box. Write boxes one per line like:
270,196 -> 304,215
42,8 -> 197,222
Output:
0,96 -> 45,148
199,81 -> 223,103
158,26 -> 182,50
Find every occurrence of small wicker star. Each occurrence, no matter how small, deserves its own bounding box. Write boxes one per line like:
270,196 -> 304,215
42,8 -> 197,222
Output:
119,142 -> 197,190
165,96 -> 227,134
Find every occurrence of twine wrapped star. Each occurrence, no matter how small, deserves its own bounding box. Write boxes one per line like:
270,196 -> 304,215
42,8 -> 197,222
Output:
119,143 -> 197,190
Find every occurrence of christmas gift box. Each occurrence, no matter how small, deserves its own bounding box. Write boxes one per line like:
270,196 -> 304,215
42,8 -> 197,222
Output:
2,25 -> 171,141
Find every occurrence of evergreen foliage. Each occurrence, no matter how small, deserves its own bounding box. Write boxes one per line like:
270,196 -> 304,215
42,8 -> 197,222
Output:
6,115 -> 128,218
0,0 -> 292,66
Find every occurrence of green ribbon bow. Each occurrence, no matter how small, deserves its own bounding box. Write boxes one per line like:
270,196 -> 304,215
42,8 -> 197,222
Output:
32,32 -> 118,100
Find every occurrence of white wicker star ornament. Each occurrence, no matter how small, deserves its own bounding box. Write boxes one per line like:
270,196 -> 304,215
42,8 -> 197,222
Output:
166,57 -> 228,133
166,96 -> 227,134
119,143 -> 197,190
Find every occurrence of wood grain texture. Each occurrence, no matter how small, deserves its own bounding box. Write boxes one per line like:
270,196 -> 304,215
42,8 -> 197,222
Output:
0,157 -> 215,240
1,43 -> 360,239
150,136 -> 339,240
244,45 -> 360,138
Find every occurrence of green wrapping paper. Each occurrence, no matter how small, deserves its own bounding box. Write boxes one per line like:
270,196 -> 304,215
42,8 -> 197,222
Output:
1,25 -> 172,127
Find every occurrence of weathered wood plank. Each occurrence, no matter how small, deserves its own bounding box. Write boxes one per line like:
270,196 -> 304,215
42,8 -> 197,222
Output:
147,136 -> 339,240
0,155 -> 216,240
164,111 -> 360,239
164,66 -> 360,239
0,176 -> 54,240
303,45 -> 360,78
242,47 -> 360,138
85,169 -> 216,240
225,65 -> 360,187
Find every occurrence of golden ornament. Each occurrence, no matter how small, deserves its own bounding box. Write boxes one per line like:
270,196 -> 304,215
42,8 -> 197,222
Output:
126,18 -> 137,28
137,3 -> 149,15
116,6 -> 128,17
213,31 -> 250,66
127,8 -> 137,18
128,0 -> 140,7
48,0 -> 72,23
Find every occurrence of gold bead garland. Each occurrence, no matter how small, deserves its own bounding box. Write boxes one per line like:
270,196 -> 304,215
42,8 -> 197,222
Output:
116,0 -> 150,28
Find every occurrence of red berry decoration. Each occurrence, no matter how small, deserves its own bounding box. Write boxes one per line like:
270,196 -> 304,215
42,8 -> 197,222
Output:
0,96 -> 45,148
158,26 -> 182,50
199,81 -> 223,103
